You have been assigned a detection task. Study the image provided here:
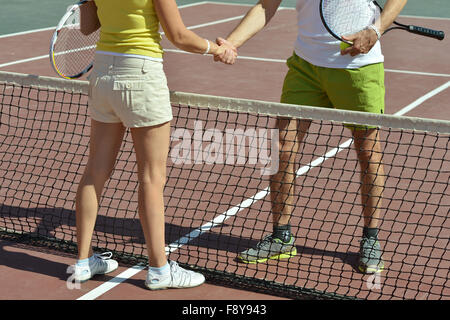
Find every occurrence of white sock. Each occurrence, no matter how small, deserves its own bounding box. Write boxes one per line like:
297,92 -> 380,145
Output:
76,258 -> 90,268
76,255 -> 96,268
149,262 -> 170,277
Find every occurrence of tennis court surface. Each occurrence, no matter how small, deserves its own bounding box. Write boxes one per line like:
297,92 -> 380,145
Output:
1,1 -> 449,302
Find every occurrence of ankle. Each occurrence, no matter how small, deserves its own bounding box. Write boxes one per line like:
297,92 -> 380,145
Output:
76,257 -> 90,267
363,227 -> 379,239
149,262 -> 170,276
273,224 -> 292,242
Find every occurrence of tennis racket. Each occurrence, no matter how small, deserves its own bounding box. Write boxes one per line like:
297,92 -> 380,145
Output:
319,0 -> 445,47
49,0 -> 100,79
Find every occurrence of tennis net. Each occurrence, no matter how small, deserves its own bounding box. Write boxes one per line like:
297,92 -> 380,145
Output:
0,71 -> 449,300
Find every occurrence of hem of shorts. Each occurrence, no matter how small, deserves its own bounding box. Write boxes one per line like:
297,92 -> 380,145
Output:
89,114 -> 122,124
293,49 -> 384,69
125,116 -> 173,128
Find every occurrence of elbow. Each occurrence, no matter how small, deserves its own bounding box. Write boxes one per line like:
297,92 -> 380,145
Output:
80,22 -> 94,36
80,28 -> 90,36
168,29 -> 190,48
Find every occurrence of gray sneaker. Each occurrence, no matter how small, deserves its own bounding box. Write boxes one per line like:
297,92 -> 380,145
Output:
358,236 -> 384,274
237,234 -> 297,264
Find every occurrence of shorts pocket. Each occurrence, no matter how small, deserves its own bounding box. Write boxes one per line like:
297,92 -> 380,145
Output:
113,80 -> 145,91
112,79 -> 146,111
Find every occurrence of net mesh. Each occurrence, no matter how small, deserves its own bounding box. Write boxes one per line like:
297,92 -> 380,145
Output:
0,71 -> 449,300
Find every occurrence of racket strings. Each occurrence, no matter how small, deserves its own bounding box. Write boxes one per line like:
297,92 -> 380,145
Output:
321,0 -> 380,38
52,6 -> 99,78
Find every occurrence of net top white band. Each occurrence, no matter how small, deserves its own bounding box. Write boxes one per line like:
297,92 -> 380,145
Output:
1,70 -> 449,134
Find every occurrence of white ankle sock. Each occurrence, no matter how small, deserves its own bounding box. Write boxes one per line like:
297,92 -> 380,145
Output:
76,255 -> 96,267
76,258 -> 90,267
149,262 -> 170,276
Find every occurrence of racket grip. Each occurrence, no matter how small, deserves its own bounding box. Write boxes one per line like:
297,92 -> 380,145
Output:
409,26 -> 445,40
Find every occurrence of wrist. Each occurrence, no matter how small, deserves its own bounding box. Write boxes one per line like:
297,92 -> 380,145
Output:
203,39 -> 211,55
226,36 -> 240,49
367,24 -> 381,41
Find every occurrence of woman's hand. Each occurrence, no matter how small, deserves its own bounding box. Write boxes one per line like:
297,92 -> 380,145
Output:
214,37 -> 238,65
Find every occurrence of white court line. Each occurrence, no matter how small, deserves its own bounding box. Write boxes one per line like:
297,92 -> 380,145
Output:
395,81 -> 450,116
201,1 -> 294,11
1,5 -> 449,78
163,49 -> 450,78
0,26 -> 56,39
76,80 -> 450,300
0,1 -> 209,39
383,69 -> 450,78
0,12 -> 247,69
0,54 -> 49,68
186,15 -> 245,30
398,14 -> 450,21
1,0 -> 447,39
77,265 -> 147,301
3,0 -> 444,300
6,47 -> 447,79
201,1 -> 254,8
208,1 -> 450,20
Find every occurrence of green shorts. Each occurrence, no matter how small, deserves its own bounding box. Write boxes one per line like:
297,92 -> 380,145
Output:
280,52 -> 385,130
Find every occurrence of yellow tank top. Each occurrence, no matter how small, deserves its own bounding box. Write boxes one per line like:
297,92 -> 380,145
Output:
94,0 -> 163,59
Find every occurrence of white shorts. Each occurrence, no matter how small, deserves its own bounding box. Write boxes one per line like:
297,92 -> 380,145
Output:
88,53 -> 173,128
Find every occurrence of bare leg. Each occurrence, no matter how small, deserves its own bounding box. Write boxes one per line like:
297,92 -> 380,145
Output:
352,128 -> 385,228
130,121 -> 171,268
270,118 -> 311,227
76,120 -> 126,260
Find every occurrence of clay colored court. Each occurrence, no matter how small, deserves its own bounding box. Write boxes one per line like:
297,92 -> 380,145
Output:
0,0 -> 449,304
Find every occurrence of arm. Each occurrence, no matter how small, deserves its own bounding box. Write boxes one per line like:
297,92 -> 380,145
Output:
154,0 -> 235,62
222,0 -> 282,48
377,0 -> 408,35
342,0 -> 408,56
80,0 -> 100,36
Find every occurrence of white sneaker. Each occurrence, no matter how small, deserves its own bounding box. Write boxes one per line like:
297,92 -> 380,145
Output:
73,252 -> 119,282
145,260 -> 205,290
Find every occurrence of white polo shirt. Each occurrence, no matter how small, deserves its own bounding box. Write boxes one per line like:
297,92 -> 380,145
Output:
294,0 -> 384,69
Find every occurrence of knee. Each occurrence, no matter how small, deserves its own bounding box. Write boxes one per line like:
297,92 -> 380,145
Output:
138,169 -> 167,190
83,163 -> 113,185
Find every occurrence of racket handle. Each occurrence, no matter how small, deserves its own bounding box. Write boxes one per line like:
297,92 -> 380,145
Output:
409,26 -> 445,40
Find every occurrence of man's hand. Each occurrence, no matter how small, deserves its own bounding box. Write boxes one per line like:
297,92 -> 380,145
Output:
340,27 -> 379,56
214,37 -> 238,64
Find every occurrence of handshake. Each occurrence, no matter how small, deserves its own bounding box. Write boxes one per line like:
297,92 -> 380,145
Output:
213,37 -> 238,65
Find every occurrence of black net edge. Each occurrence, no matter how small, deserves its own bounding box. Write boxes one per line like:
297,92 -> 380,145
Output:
0,229 -> 358,300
